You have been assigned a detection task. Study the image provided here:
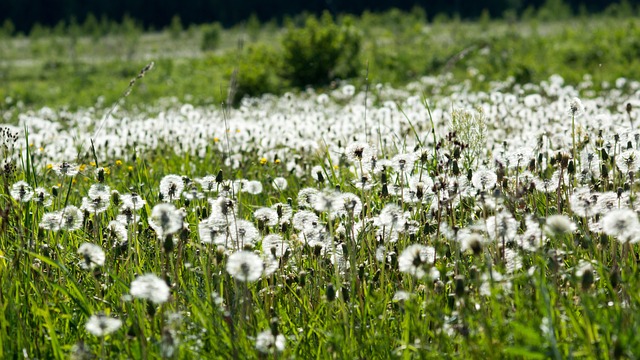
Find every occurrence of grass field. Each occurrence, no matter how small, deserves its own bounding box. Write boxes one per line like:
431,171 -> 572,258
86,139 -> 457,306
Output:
2,10 -> 640,359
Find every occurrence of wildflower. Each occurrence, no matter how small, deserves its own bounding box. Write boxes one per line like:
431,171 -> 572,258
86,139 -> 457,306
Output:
121,193 -> 146,210
226,250 -> 264,282
390,153 -> 417,174
255,329 -> 285,354
601,209 -> 640,243
615,149 -> 640,174
80,193 -> 110,214
471,168 -> 497,191
52,162 -> 79,177
77,243 -> 105,269
544,215 -> 577,236
149,203 -> 183,238
345,141 -> 372,163
271,203 -> 293,224
377,203 -> 406,230
253,207 -> 279,227
568,97 -> 584,117
570,187 -> 599,217
261,234 -> 289,258
398,244 -> 436,278
227,219 -> 260,249
310,165 -> 326,182
244,180 -> 263,195
106,220 -> 128,245
272,177 -> 288,191
10,181 -> 33,202
575,260 -> 596,290
159,174 -> 184,201
33,187 -> 53,207
292,210 -> 320,232
59,206 -> 84,231
40,212 -> 62,231
532,171 -> 561,193
485,211 -> 518,243
196,175 -> 218,193
198,218 -> 225,245
297,187 -> 319,209
130,274 -> 171,304
85,314 -> 122,337
332,192 -> 362,219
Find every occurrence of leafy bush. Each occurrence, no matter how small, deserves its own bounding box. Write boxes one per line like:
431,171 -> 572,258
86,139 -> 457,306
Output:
281,12 -> 362,87
233,44 -> 281,104
201,22 -> 223,51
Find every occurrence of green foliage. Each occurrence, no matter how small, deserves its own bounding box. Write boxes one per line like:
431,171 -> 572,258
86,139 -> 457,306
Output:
168,15 -> 183,40
201,22 -> 223,51
233,44 -> 281,104
281,12 -> 362,87
537,0 -> 573,21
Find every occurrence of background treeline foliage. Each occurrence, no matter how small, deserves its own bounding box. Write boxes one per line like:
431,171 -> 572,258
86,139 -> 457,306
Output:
1,0 -> 639,35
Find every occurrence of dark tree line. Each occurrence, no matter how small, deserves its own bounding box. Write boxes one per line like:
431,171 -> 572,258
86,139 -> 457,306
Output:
1,0 -> 637,34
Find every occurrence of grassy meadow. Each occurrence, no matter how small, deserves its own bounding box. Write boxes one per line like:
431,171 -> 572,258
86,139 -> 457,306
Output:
3,10 -> 640,359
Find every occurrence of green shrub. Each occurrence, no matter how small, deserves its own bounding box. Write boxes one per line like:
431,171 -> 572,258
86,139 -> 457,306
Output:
233,44 -> 281,104
201,23 -> 223,51
281,11 -> 361,87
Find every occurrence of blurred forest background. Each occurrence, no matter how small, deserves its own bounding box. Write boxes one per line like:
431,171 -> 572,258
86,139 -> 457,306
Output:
2,0 -> 640,110
2,0 -> 638,35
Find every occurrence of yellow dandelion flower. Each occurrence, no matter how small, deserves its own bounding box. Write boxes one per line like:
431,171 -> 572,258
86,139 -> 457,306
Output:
128,166 -> 134,171
79,164 -> 87,171
275,159 -> 281,164
90,162 -> 96,167
104,167 -> 111,175
46,164 -> 53,170
260,158 -> 268,165
214,137 -> 220,143
115,160 -> 123,166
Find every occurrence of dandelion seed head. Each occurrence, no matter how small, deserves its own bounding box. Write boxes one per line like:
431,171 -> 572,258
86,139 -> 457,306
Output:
130,274 -> 170,304
85,314 -> 122,337
77,243 -> 105,269
226,250 -> 263,282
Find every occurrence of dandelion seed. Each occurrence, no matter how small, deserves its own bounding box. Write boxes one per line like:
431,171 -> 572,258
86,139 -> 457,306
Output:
244,180 -> 263,195
52,162 -> 79,177
33,187 -> 52,207
85,314 -> 122,337
77,243 -> 105,269
226,250 -> 263,282
601,209 -> 640,243
272,177 -> 288,191
106,220 -> 127,245
253,207 -> 279,227
568,97 -> 584,117
271,203 -> 293,224
121,193 -> 146,210
159,174 -> 184,201
149,203 -> 183,238
130,274 -> 170,304
615,149 -> 640,174
544,215 -> 577,236
345,141 -> 372,163
59,206 -> 84,231
10,181 -> 33,202
390,153 -> 417,174
198,218 -> 225,244
398,244 -> 436,278
40,211 -> 62,231
297,187 -> 319,209
471,168 -> 497,191
196,175 -> 218,193
255,329 -> 285,354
